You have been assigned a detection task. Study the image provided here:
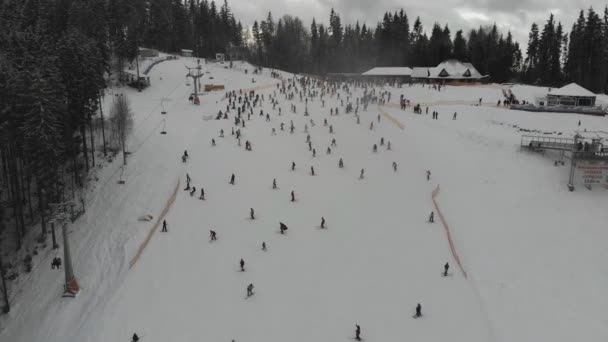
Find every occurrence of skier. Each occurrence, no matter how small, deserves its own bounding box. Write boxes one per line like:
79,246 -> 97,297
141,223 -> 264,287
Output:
311,166 -> 315,176
161,220 -> 168,232
392,161 -> 397,172
212,138 -> 216,146
387,141 -> 391,150
240,258 -> 245,272
279,222 -> 288,234
312,149 -> 316,157
321,217 -> 326,229
339,158 -> 344,168
359,168 -> 365,179
292,161 -> 296,171
291,191 -> 296,202
355,324 -> 361,341
247,283 -> 254,297
262,242 -> 267,251
210,230 -> 217,241
426,170 -> 431,181
452,112 -> 457,120
230,173 -> 236,185
186,173 -> 191,183
331,138 -> 337,147
429,211 -> 434,223
199,188 -> 205,200
443,262 -> 449,277
272,178 -> 277,189
373,144 -> 377,153
250,208 -> 255,220
308,141 -> 312,151
132,333 -> 140,342
329,125 -> 333,134
370,122 -> 374,130
377,114 -> 381,122
415,303 -> 422,318
380,137 -> 384,146
327,147 -> 331,155
190,186 -> 196,197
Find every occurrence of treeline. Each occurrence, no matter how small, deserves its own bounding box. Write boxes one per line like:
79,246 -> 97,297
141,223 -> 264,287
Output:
249,9 -> 523,83
523,8 -> 608,93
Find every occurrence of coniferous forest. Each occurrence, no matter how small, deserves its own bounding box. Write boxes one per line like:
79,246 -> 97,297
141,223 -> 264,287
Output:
1,0 -> 608,313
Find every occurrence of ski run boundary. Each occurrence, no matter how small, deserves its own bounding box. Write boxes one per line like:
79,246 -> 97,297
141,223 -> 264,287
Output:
431,185 -> 468,278
129,179 -> 181,269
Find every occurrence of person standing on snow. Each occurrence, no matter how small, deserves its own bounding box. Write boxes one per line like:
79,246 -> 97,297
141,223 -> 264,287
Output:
355,324 -> 361,341
230,173 -> 236,185
415,303 -> 422,318
247,283 -> 255,297
429,211 -> 434,223
161,220 -> 168,232
240,258 -> 245,272
444,262 -> 450,277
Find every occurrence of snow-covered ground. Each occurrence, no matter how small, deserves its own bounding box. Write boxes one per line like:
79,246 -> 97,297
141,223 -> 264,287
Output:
2,58 -> 608,342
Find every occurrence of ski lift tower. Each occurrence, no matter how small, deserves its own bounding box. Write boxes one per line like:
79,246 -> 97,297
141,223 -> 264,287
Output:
49,201 -> 80,297
186,61 -> 204,105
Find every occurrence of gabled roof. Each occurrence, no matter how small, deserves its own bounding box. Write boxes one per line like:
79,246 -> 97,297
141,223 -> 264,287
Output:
412,67 -> 430,78
549,83 -> 596,97
362,67 -> 413,76
428,60 -> 483,79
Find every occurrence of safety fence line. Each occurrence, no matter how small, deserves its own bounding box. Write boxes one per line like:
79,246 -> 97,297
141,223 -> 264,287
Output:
129,179 -> 181,269
378,106 -> 405,130
431,185 -> 468,278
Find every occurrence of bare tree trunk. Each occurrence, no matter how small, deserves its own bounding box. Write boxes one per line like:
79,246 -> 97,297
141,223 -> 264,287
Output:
80,124 -> 89,172
89,116 -> 95,168
98,93 -> 107,157
38,182 -> 46,240
0,252 -> 9,313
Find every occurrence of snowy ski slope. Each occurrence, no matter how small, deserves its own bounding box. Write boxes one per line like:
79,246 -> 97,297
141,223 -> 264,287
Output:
1,58 -> 608,342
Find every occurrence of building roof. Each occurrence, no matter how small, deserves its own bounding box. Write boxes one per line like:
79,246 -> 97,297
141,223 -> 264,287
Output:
549,83 -> 596,97
428,60 -> 484,79
362,67 -> 413,76
412,67 -> 430,78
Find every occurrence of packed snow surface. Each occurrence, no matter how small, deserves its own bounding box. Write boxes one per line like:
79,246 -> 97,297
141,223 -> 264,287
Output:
1,58 -> 608,342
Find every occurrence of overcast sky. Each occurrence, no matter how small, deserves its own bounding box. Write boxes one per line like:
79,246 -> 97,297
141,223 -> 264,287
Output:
229,0 -> 605,48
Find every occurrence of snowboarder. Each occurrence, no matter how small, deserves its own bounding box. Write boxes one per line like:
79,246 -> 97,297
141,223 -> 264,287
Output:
415,303 -> 422,318
292,161 -> 296,171
359,168 -> 365,179
199,188 -> 205,200
240,258 -> 245,272
429,211 -> 434,223
272,178 -> 277,189
291,191 -> 295,202
250,208 -> 255,220
443,262 -> 449,277
262,242 -> 267,251
210,230 -> 217,241
339,158 -> 344,168
392,161 -> 397,172
320,217 -> 326,229
161,220 -> 168,232
426,170 -> 431,181
247,283 -> 254,297
279,222 -> 288,234
132,333 -> 140,342
355,324 -> 361,341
